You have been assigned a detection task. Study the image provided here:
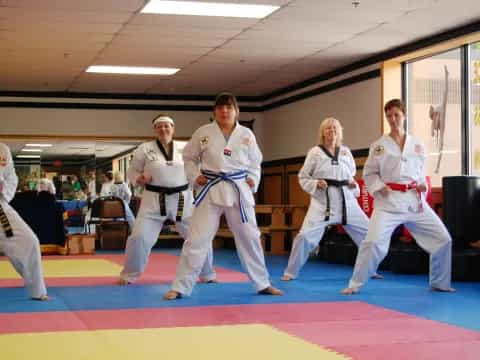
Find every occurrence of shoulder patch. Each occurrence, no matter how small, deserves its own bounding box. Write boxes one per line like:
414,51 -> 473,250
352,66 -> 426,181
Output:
200,136 -> 209,145
373,145 -> 384,156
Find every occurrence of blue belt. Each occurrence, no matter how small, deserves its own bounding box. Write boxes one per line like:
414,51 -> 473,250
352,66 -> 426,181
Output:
193,170 -> 249,223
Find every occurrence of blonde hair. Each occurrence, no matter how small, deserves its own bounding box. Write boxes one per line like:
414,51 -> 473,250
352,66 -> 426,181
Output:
113,172 -> 124,183
318,117 -> 343,146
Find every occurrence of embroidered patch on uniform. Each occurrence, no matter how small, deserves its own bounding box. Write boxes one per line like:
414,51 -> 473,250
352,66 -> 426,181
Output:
0,156 -> 7,167
242,137 -> 251,146
223,148 -> 232,156
200,136 -> 209,145
414,144 -> 424,154
374,145 -> 384,156
340,149 -> 348,157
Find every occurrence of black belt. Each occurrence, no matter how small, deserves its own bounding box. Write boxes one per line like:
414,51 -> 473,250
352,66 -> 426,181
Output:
145,184 -> 188,221
324,179 -> 349,225
0,203 -> 13,238
145,184 -> 188,195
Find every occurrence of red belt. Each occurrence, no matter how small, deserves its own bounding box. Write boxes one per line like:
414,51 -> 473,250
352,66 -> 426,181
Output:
386,182 -> 418,192
386,182 -> 423,212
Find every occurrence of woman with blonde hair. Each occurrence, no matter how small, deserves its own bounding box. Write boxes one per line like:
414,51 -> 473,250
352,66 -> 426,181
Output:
282,117 -> 379,281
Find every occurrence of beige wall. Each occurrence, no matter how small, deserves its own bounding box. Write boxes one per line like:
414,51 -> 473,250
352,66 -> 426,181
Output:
0,70 -> 380,162
0,106 -> 265,147
262,75 -> 381,160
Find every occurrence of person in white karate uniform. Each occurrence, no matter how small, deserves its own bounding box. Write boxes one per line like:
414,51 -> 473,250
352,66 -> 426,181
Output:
37,171 -> 56,195
281,117 -> 381,281
342,99 -> 455,295
110,172 -> 135,230
0,143 -> 48,300
119,114 -> 216,285
164,93 -> 283,300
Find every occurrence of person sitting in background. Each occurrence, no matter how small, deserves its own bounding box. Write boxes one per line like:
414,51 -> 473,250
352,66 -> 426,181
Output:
37,171 -> 56,195
111,172 -> 135,230
61,176 -> 75,200
71,175 -> 82,192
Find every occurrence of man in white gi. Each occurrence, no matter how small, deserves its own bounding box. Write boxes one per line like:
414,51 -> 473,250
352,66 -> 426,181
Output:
0,143 -> 48,300
342,99 -> 454,295
119,115 -> 216,285
164,93 -> 283,300
100,171 -> 114,197
281,117 -> 380,281
86,169 -> 97,203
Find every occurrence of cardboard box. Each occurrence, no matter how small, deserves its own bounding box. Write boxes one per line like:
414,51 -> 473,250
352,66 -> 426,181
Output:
68,234 -> 95,255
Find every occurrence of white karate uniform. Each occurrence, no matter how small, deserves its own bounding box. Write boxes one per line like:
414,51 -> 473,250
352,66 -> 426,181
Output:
100,181 -> 114,197
111,181 -> 135,229
171,121 -> 272,296
0,143 -> 47,298
120,140 -> 215,283
347,134 -> 452,290
37,177 -> 56,195
284,145 -> 370,279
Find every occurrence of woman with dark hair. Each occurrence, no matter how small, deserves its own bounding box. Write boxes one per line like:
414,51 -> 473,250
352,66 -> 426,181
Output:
342,99 -> 454,295
164,93 -> 283,300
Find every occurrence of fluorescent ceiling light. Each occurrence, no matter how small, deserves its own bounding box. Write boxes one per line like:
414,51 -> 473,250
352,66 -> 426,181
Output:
16,155 -> 41,158
141,0 -> 279,19
21,148 -> 43,152
86,65 -> 179,75
26,143 -> 52,147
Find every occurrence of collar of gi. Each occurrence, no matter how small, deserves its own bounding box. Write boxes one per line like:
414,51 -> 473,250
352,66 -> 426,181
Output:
155,139 -> 174,162
319,144 -> 340,164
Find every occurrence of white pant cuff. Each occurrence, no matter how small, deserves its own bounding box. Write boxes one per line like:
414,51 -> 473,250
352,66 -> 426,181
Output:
254,280 -> 272,292
200,273 -> 217,282
171,282 -> 192,297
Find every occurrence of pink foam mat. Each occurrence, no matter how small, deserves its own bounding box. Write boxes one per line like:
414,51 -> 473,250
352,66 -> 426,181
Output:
0,253 -> 248,287
2,301 -> 479,359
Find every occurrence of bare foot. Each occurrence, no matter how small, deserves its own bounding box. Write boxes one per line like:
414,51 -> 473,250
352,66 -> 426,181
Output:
258,286 -> 283,296
163,290 -> 182,300
470,240 -> 480,249
118,278 -> 130,286
341,287 -> 359,295
371,273 -> 384,280
32,294 -> 49,301
280,275 -> 293,281
431,286 -> 456,293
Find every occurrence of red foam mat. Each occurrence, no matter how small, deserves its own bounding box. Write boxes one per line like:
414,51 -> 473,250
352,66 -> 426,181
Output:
0,253 -> 248,287
2,302 -> 479,359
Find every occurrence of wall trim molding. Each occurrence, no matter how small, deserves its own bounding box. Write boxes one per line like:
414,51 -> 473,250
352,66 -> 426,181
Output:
0,70 -> 381,112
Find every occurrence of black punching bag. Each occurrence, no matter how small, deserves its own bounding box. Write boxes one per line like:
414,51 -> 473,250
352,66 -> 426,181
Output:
443,176 -> 480,248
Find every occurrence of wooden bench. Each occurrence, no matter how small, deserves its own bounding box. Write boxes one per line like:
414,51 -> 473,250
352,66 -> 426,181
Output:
215,204 -> 307,255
